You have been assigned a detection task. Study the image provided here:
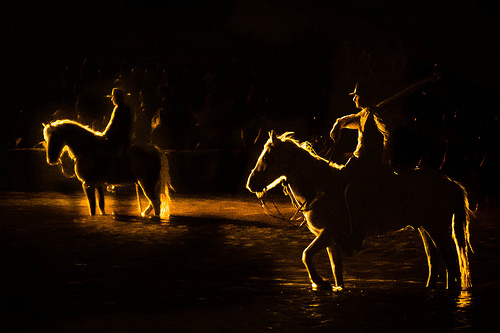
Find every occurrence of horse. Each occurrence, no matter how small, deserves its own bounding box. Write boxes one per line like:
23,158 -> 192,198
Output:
43,119 -> 171,218
247,131 -> 473,291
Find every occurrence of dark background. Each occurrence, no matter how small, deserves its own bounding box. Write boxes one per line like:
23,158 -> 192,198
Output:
2,0 -> 500,198
1,4 -> 500,331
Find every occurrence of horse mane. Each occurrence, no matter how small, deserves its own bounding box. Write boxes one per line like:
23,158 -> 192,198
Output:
44,119 -> 104,159
277,132 -> 344,170
49,119 -> 103,137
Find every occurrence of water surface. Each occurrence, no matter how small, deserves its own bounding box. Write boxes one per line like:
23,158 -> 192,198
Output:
1,191 -> 498,332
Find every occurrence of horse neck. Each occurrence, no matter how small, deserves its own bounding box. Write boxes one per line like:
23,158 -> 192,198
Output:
58,124 -> 95,157
285,148 -> 335,202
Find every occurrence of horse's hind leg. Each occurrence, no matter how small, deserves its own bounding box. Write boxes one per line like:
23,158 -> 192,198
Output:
138,180 -> 160,217
327,244 -> 344,290
82,184 -> 96,215
432,233 -> 461,289
418,227 -> 441,288
96,186 -> 105,215
141,202 -> 154,217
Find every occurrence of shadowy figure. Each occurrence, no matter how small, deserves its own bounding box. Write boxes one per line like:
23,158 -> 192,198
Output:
43,120 -> 171,218
103,88 -> 133,156
46,88 -> 170,218
76,87 -> 134,211
329,81 -> 390,252
330,82 -> 389,166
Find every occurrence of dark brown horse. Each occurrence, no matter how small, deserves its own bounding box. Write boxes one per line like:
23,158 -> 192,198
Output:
43,119 -> 171,218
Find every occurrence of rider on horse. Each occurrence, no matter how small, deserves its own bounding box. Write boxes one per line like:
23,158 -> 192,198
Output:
330,82 -> 390,168
330,81 -> 391,253
103,87 -> 133,157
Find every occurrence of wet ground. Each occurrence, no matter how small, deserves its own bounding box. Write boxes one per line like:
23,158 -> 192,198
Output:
1,190 -> 499,332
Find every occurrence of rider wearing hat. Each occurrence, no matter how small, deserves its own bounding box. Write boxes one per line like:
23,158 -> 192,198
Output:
329,81 -> 391,253
330,82 -> 389,167
103,88 -> 133,156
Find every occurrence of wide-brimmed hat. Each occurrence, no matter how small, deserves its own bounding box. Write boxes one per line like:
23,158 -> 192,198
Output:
349,82 -> 372,96
349,83 -> 358,95
106,88 -> 130,99
349,81 -> 379,103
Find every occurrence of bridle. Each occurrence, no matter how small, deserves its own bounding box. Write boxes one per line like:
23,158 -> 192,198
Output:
57,151 -> 76,179
255,134 -> 333,228
44,123 -> 76,179
258,179 -> 323,228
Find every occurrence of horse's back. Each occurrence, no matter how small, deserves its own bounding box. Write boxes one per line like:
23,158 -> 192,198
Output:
128,143 -> 162,165
406,168 -> 461,223
74,143 -> 163,186
127,143 -> 163,181
346,167 -> 460,233
344,168 -> 404,230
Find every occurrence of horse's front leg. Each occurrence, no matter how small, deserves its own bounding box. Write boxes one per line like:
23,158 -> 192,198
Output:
327,244 -> 344,290
418,227 -> 440,288
302,229 -> 334,291
82,183 -> 96,215
96,186 -> 105,215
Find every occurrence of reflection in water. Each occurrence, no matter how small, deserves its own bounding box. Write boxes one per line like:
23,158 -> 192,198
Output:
0,192 -> 497,332
455,290 -> 474,331
456,290 -> 473,309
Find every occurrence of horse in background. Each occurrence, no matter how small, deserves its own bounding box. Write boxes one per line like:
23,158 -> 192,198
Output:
247,131 -> 473,291
43,119 -> 171,218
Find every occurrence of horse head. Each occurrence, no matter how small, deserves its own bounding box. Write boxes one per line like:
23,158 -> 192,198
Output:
43,122 -> 65,164
246,131 -> 291,196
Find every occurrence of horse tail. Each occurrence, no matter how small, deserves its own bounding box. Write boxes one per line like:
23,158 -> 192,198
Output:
452,180 -> 474,290
159,150 -> 173,219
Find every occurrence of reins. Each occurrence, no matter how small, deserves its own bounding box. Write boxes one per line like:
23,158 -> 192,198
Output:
259,180 -> 323,228
254,132 -> 334,228
259,198 -> 306,227
57,153 -> 76,179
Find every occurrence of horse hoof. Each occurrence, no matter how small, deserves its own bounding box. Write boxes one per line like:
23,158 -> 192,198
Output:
312,281 -> 332,291
143,215 -> 161,222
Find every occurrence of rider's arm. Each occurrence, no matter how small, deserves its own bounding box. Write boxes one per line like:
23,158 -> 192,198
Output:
330,112 -> 362,142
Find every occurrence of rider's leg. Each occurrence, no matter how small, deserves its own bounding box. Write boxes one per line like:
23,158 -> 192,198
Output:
334,158 -> 363,254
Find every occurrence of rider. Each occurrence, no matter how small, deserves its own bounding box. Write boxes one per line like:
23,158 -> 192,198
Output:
103,87 -> 133,157
329,81 -> 390,253
330,82 -> 389,169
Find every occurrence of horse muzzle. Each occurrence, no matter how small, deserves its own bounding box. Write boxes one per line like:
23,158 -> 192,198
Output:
246,171 -> 265,195
46,152 -> 60,165
47,157 -> 59,165
247,180 -> 266,199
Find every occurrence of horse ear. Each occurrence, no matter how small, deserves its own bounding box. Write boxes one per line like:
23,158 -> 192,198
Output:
269,130 -> 279,146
